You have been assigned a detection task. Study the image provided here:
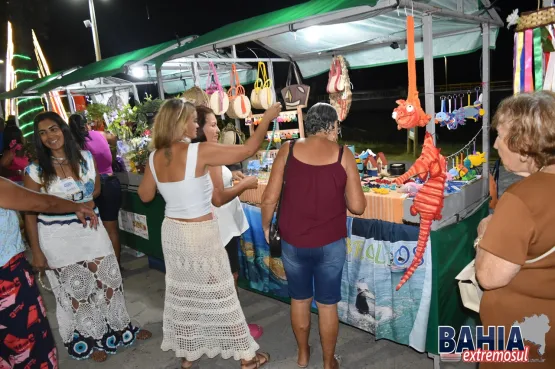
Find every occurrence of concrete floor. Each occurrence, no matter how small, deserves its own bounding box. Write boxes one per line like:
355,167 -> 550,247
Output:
40,165 -> 520,369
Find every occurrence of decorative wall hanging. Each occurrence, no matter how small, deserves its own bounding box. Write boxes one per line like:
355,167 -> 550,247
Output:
227,64 -> 252,119
281,61 -> 310,110
393,132 -> 446,291
206,62 -> 229,115
326,57 -> 345,94
509,7 -> 555,94
392,15 -> 431,130
329,55 -> 352,122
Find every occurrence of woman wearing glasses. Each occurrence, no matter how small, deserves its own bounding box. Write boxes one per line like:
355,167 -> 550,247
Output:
24,112 -> 151,363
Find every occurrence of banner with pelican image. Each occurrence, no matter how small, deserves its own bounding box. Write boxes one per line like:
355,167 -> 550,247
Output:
238,204 -> 431,352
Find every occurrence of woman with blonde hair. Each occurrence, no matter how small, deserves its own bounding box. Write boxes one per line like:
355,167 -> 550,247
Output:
138,99 -> 281,368
476,90 -> 555,367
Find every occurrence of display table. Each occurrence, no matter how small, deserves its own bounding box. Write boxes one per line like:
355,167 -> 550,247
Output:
240,182 -> 407,224
116,172 -> 485,355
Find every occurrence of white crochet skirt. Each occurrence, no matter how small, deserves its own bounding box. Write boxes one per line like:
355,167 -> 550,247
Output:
160,218 -> 259,361
38,213 -> 139,360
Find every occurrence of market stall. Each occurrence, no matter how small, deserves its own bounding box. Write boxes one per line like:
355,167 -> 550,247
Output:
0,0 -> 503,366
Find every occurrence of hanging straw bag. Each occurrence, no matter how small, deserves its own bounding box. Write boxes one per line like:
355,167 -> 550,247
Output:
250,62 -> 264,109
206,62 -> 229,115
227,64 -> 251,119
456,239 -> 555,313
326,57 -> 346,94
259,64 -> 275,110
182,86 -> 210,107
281,61 -> 310,110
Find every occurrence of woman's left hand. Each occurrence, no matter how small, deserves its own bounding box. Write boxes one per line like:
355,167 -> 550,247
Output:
264,227 -> 270,244
477,214 -> 493,238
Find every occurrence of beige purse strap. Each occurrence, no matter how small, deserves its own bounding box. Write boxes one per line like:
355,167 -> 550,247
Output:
525,245 -> 555,264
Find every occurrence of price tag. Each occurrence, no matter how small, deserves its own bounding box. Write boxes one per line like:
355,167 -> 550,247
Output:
59,178 -> 81,194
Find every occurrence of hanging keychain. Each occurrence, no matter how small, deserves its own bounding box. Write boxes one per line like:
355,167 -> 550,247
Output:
435,96 -> 448,126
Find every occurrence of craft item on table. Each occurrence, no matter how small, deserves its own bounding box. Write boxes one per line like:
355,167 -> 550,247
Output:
250,62 -> 265,109
392,15 -> 431,130
329,56 -> 353,122
281,61 -> 310,110
393,132 -> 446,290
364,152 -> 389,177
371,187 -> 390,195
389,163 -> 406,176
226,64 -> 251,119
206,62 -> 229,115
362,186 -> 371,193
398,182 -> 423,197
435,96 -> 449,126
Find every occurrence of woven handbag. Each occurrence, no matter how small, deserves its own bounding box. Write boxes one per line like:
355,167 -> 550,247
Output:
516,7 -> 555,32
181,86 -> 210,107
227,64 -> 251,119
206,62 -> 229,115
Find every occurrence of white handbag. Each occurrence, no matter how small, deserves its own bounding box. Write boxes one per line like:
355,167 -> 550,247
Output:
457,239 -> 555,313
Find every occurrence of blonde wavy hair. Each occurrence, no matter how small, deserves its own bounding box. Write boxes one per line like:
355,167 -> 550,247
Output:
150,98 -> 196,150
493,91 -> 555,168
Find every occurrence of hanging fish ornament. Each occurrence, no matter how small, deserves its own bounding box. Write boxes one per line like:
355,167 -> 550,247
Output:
392,15 -> 431,130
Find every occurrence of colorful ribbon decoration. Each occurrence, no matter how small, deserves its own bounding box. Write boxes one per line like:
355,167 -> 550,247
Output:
514,33 -> 524,95
533,27 -> 544,91
524,30 -> 534,92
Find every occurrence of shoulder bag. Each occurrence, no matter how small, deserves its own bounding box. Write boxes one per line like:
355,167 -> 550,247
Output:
456,238 -> 555,313
268,140 -> 296,258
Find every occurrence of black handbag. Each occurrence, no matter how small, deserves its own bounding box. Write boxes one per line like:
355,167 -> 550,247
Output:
268,140 -> 296,258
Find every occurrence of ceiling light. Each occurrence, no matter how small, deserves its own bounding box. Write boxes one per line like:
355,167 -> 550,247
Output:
303,26 -> 320,43
131,67 -> 144,78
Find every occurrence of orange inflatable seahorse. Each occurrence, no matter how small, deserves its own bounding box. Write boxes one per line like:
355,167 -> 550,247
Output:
394,132 -> 446,290
391,15 -> 431,130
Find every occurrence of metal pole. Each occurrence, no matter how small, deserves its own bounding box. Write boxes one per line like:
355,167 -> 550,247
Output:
156,67 -> 165,100
482,23 -> 490,197
88,0 -> 102,61
67,89 -> 76,113
422,14 -> 436,143
231,45 -> 240,131
191,56 -> 201,87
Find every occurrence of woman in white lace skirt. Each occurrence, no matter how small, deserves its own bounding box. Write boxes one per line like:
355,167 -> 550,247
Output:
138,99 -> 281,368
24,112 -> 151,362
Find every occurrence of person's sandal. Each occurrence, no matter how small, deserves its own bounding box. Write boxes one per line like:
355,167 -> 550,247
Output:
181,359 -> 198,369
241,352 -> 270,368
334,355 -> 342,368
137,329 -> 152,340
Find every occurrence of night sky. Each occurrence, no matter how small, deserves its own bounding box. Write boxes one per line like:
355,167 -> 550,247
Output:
0,0 -> 545,143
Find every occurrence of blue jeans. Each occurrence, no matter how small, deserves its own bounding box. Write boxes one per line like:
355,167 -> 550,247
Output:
281,238 -> 346,305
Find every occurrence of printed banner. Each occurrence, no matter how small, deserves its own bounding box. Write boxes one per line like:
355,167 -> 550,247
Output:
239,203 -> 432,352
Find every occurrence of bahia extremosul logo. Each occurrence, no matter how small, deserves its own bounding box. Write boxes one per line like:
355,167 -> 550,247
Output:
439,314 -> 550,364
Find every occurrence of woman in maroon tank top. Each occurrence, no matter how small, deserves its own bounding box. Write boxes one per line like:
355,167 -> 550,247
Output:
261,103 -> 365,369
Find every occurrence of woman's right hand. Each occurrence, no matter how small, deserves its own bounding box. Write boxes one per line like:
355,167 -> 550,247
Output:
74,203 -> 99,229
31,250 -> 49,272
262,103 -> 282,123
240,176 -> 259,190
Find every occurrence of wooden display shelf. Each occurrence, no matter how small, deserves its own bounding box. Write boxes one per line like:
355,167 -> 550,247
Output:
247,105 -> 306,138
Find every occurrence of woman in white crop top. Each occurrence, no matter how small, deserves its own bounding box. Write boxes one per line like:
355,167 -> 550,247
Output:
24,112 -> 151,363
138,99 -> 281,369
192,106 -> 264,340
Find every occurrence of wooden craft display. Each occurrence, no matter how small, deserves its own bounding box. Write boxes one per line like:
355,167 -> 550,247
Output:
247,106 -> 305,139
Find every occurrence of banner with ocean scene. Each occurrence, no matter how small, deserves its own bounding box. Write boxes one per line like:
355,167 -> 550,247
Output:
238,204 -> 432,352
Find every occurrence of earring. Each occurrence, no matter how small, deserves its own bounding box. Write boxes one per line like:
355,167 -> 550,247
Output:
519,155 -> 528,163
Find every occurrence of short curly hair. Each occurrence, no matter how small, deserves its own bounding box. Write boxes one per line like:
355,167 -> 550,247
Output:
304,103 -> 338,136
492,91 -> 555,168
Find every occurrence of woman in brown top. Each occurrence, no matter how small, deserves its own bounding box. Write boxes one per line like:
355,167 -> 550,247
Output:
476,91 -> 555,368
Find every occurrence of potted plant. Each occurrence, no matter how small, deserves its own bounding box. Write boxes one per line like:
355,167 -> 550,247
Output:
83,103 -> 111,131
137,95 -> 163,126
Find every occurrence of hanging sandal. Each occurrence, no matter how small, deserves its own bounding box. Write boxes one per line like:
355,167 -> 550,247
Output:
241,352 -> 270,369
297,345 -> 312,368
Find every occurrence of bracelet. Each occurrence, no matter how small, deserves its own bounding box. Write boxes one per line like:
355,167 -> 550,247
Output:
474,236 -> 482,249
